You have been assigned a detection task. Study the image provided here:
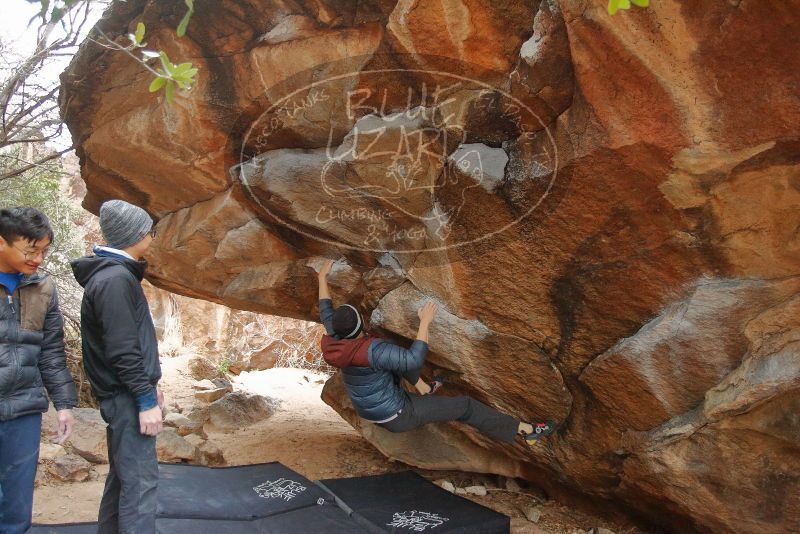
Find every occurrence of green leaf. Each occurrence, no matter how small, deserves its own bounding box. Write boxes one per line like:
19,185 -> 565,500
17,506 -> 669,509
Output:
172,62 -> 193,75
40,0 -> 50,19
134,22 -> 146,45
176,9 -> 193,37
165,81 -> 175,103
159,51 -> 174,75
607,0 -> 619,15
619,0 -> 631,8
149,76 -> 166,93
184,0 -> 194,9
631,0 -> 649,6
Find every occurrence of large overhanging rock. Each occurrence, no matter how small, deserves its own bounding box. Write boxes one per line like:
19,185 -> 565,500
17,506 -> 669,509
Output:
60,1 -> 800,532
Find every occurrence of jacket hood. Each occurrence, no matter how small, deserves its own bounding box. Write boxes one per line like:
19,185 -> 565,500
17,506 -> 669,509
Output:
321,335 -> 375,368
70,254 -> 146,288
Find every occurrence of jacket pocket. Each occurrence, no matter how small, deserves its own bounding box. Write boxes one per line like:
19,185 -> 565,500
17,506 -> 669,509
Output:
19,278 -> 54,332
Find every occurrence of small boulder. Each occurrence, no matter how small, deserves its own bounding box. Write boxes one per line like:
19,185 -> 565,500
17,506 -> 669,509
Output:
186,405 -> 210,423
194,387 -> 229,403
48,454 -> 92,482
523,506 -> 542,523
39,442 -> 67,462
505,477 -> 522,492
246,345 -> 279,371
198,441 -> 226,466
164,412 -> 192,428
435,480 -> 455,493
211,377 -> 232,390
192,379 -> 217,390
205,392 -> 277,432
465,485 -> 487,496
156,428 -> 198,462
164,412 -> 205,437
66,408 -> 108,464
187,356 -> 218,381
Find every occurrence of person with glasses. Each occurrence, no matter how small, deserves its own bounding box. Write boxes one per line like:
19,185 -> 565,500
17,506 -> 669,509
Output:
0,207 -> 78,534
71,199 -> 163,534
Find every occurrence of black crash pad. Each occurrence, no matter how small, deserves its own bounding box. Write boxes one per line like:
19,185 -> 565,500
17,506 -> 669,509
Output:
30,464 -> 510,534
318,470 -> 510,533
29,462 -> 365,534
157,461 -> 326,520
30,506 -> 369,534
155,504 -> 369,533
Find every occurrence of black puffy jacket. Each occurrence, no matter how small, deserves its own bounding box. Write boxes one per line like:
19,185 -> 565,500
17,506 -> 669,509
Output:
0,273 -> 77,421
71,254 -> 161,401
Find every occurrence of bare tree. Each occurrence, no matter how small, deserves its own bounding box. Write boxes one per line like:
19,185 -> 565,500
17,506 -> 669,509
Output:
0,0 -> 98,182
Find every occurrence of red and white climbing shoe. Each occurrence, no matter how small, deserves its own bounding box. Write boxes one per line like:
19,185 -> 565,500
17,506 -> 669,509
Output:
523,420 -> 557,445
428,376 -> 444,395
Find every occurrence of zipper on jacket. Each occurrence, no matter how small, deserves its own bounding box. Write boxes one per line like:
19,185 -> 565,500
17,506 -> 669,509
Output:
7,288 -> 21,411
1,289 -> 14,419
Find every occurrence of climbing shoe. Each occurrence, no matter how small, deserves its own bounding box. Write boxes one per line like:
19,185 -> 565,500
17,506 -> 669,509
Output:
428,376 -> 444,394
523,420 -> 557,445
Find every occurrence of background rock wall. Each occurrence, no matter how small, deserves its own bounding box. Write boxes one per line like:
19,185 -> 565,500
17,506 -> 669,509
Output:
60,1 -> 800,532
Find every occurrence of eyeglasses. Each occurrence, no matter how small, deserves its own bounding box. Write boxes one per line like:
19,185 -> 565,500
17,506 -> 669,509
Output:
13,244 -> 49,261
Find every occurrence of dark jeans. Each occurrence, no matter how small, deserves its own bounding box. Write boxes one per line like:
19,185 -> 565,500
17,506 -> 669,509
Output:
379,393 -> 520,443
98,392 -> 158,534
0,413 -> 42,534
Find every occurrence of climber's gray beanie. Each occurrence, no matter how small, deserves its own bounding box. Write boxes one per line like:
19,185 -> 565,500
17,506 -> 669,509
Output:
99,199 -> 153,250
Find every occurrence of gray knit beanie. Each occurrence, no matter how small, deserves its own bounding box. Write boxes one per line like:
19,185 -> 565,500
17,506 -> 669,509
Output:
99,200 -> 153,249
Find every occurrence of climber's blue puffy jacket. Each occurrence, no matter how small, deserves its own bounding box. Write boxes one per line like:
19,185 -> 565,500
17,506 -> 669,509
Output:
319,299 -> 428,422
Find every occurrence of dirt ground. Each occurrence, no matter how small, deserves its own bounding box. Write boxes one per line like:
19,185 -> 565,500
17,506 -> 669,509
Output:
33,355 -> 645,533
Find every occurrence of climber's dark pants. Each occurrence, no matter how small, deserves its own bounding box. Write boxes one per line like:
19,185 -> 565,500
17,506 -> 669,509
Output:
378,392 -> 520,443
400,366 -> 423,387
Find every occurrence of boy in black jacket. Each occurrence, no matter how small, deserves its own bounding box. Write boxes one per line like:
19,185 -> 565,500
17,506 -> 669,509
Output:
71,200 -> 163,534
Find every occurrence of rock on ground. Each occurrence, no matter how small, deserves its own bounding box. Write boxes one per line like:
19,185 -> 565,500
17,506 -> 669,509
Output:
205,391 -> 278,432
66,408 -> 108,464
48,455 -> 92,482
156,428 -> 198,462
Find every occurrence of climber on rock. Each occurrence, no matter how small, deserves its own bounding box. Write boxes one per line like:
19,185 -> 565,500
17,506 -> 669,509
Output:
316,259 -> 556,446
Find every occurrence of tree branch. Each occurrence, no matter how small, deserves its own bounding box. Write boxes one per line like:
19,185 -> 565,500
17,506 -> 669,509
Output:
0,146 -> 73,182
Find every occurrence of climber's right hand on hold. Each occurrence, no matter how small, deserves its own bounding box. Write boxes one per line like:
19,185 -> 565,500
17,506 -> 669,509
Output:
318,259 -> 335,279
418,302 -> 438,324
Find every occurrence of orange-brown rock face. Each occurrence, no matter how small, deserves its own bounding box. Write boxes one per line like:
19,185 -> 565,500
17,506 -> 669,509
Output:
60,1 -> 800,532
